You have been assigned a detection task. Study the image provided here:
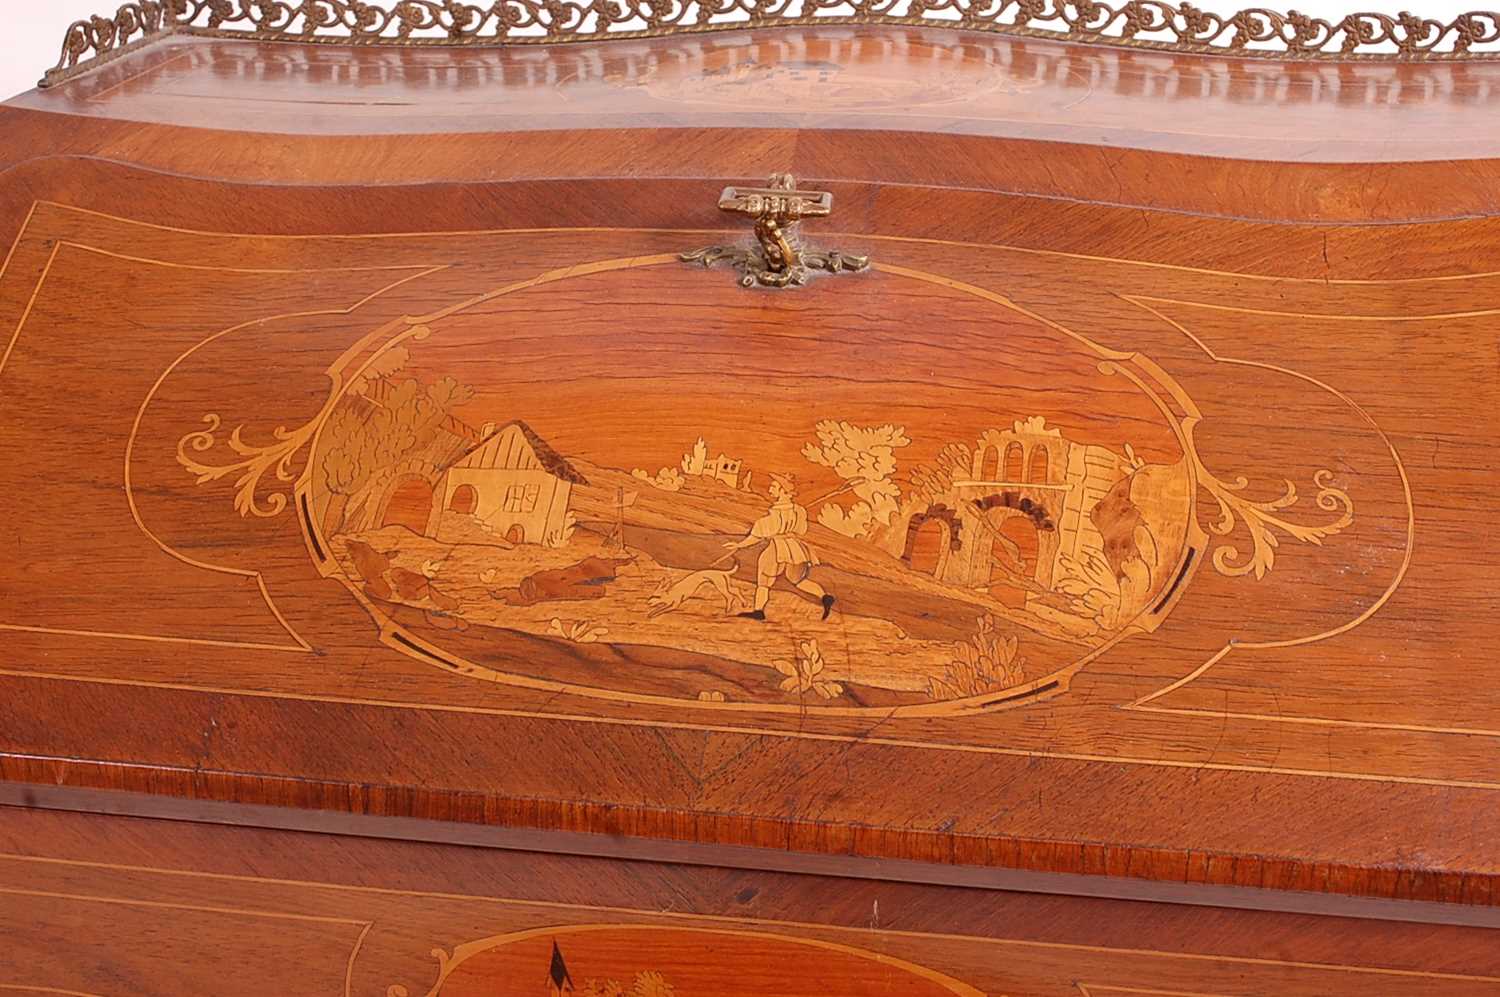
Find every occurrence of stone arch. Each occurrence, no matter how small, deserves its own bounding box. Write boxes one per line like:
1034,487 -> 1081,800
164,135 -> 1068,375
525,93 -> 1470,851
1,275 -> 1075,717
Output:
972,491 -> 1061,592
987,512 -> 1041,608
903,504 -> 962,578
907,518 -> 950,576
973,491 -> 1056,532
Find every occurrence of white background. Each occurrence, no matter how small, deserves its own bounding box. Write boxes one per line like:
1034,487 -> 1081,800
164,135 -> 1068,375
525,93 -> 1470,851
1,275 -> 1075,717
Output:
3,2 -> 110,98
0,0 -> 1486,100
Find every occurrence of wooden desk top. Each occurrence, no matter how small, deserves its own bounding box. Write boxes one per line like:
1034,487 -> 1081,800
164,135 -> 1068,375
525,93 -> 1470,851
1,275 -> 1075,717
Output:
3,19 -> 1500,913
11,28 -> 1500,164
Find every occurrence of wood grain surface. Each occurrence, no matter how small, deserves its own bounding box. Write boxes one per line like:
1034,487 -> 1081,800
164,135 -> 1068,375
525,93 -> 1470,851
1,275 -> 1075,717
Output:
4,805 -> 1500,995
11,28 -> 1500,164
2,28 -> 1499,910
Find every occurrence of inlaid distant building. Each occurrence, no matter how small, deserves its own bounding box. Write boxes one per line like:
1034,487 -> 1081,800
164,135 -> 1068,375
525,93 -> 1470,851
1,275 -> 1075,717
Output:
897,417 -> 1127,608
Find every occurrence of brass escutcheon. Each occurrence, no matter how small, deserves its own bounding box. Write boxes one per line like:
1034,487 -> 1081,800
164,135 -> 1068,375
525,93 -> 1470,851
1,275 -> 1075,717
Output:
681,173 -> 869,289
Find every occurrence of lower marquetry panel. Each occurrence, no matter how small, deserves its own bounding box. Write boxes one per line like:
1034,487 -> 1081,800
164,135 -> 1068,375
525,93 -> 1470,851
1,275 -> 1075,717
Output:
0,808 -> 1496,996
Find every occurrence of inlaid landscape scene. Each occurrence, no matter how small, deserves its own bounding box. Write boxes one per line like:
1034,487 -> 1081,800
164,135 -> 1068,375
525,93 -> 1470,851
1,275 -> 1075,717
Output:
302,273 -> 1196,712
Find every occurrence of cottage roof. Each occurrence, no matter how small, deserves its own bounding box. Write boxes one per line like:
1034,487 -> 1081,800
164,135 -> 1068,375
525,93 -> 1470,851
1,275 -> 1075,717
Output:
442,419 -> 589,486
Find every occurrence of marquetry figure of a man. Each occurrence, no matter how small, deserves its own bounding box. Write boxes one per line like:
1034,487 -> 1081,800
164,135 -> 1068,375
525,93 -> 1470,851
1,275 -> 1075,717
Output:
724,472 -> 836,621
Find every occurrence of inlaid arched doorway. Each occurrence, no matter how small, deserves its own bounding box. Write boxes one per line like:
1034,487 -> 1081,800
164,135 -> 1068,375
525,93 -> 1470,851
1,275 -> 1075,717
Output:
1003,442 -> 1025,481
906,518 -> 949,576
988,514 -> 1039,608
382,476 -> 433,534
448,483 -> 478,514
1027,446 -> 1049,483
977,444 -> 1001,481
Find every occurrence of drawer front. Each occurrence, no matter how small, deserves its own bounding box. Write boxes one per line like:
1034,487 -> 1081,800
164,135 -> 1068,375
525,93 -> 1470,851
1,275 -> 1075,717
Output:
3,806 -> 1498,996
0,164 -> 1495,900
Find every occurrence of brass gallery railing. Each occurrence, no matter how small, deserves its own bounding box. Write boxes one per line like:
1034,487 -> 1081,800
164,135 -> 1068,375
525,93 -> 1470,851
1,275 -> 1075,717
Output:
41,0 -> 1500,87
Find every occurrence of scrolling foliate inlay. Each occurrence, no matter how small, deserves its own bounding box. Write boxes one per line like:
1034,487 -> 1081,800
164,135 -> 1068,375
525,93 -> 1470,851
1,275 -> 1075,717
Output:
176,257 -> 1359,718
39,0 -> 1500,89
178,323 -> 439,518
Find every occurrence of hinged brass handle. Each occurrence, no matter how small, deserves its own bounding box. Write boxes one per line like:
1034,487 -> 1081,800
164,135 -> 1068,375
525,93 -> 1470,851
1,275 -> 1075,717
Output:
681,174 -> 870,289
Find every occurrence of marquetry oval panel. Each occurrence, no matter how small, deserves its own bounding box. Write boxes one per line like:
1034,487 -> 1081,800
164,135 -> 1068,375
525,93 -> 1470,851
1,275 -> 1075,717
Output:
394,924 -> 985,996
267,257 -> 1226,716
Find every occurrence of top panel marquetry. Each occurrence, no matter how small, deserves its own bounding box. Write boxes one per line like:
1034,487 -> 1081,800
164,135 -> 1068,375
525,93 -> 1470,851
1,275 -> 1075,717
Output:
8,28 -> 1500,162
